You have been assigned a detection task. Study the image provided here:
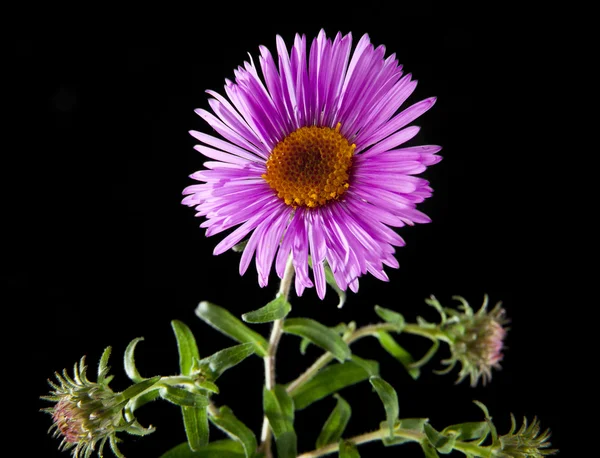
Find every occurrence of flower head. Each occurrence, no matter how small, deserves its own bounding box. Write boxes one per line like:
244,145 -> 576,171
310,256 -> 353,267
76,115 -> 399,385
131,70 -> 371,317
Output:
438,295 -> 509,386
493,415 -> 557,457
183,30 -> 441,298
42,348 -> 155,458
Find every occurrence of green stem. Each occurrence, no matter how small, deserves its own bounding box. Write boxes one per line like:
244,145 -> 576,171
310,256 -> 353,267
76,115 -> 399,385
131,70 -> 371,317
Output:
259,256 -> 295,458
296,427 -> 423,457
297,426 -> 494,458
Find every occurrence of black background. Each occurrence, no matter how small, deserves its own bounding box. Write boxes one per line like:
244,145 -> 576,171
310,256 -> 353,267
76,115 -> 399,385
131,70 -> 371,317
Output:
6,4 -> 569,457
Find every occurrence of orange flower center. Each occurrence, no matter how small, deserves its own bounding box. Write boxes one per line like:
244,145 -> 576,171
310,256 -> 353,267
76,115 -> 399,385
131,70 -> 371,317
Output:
263,124 -> 355,208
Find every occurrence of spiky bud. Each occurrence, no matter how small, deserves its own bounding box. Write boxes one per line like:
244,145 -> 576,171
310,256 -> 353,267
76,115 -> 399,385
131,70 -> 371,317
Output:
439,295 -> 509,386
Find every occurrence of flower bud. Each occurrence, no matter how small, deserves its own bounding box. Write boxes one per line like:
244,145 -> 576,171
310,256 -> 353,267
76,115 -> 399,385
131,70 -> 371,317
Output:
440,295 -> 509,386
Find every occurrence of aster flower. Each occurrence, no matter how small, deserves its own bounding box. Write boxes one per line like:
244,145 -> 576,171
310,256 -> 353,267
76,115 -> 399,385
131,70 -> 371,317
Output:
183,30 -> 441,298
41,348 -> 157,458
435,295 -> 509,386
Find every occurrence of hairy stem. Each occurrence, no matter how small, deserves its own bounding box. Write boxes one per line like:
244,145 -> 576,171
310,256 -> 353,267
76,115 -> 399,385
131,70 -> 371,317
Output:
259,256 -> 295,458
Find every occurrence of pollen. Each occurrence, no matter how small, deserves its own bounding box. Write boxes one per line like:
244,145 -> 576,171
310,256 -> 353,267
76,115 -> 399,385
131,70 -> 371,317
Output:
263,124 -> 355,208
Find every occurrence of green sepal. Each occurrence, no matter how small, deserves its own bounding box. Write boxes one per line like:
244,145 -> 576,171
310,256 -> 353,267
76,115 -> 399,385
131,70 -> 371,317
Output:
339,440 -> 360,458
440,422 -> 489,443
159,439 -> 246,458
324,262 -> 346,308
316,394 -> 352,448
275,431 -> 298,458
375,331 -> 420,380
374,305 -> 405,331
291,357 -> 379,410
242,295 -> 291,323
209,406 -> 258,458
160,385 -> 210,408
197,343 -> 255,380
182,406 -> 209,451
424,423 -> 455,454
195,302 -> 268,357
283,318 -> 351,362
120,376 -> 160,402
263,385 -> 295,438
369,376 -> 399,438
98,346 -> 112,384
172,320 -> 201,376
232,239 -> 248,253
124,337 -> 146,383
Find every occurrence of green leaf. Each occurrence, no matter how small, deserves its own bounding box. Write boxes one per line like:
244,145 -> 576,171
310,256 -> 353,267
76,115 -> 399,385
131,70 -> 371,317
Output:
291,357 -> 379,410
283,318 -> 351,362
420,439 -> 441,458
160,439 -> 245,458
374,305 -> 405,331
120,376 -> 160,401
242,295 -> 291,323
172,320 -> 201,376
198,343 -> 255,380
381,418 -> 427,446
375,331 -> 420,380
195,302 -> 268,357
348,355 -> 379,377
263,385 -> 295,438
182,406 -> 209,451
339,440 -> 360,458
316,394 -> 352,448
369,376 -> 399,438
424,423 -> 455,454
209,406 -> 257,458
324,263 -> 346,308
275,431 -> 298,458
124,337 -> 145,383
160,385 -> 210,408
441,422 -> 489,442
195,379 -> 220,394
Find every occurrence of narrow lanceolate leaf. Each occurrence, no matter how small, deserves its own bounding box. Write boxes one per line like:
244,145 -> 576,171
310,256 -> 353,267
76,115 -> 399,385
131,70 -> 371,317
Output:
381,418 -> 428,446
160,385 -> 209,408
275,431 -> 298,458
159,439 -> 245,458
182,406 -> 209,451
291,357 -> 379,410
195,301 -> 268,357
241,295 -> 291,323
376,331 -> 420,380
283,318 -> 351,362
369,376 -> 399,438
339,440 -> 361,458
420,439 -> 441,458
263,385 -> 295,438
197,343 -> 255,380
424,423 -> 456,454
316,394 -> 352,448
121,376 -> 161,401
124,337 -> 145,383
441,422 -> 489,442
374,305 -> 405,331
209,406 -> 257,458
172,320 -> 201,376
